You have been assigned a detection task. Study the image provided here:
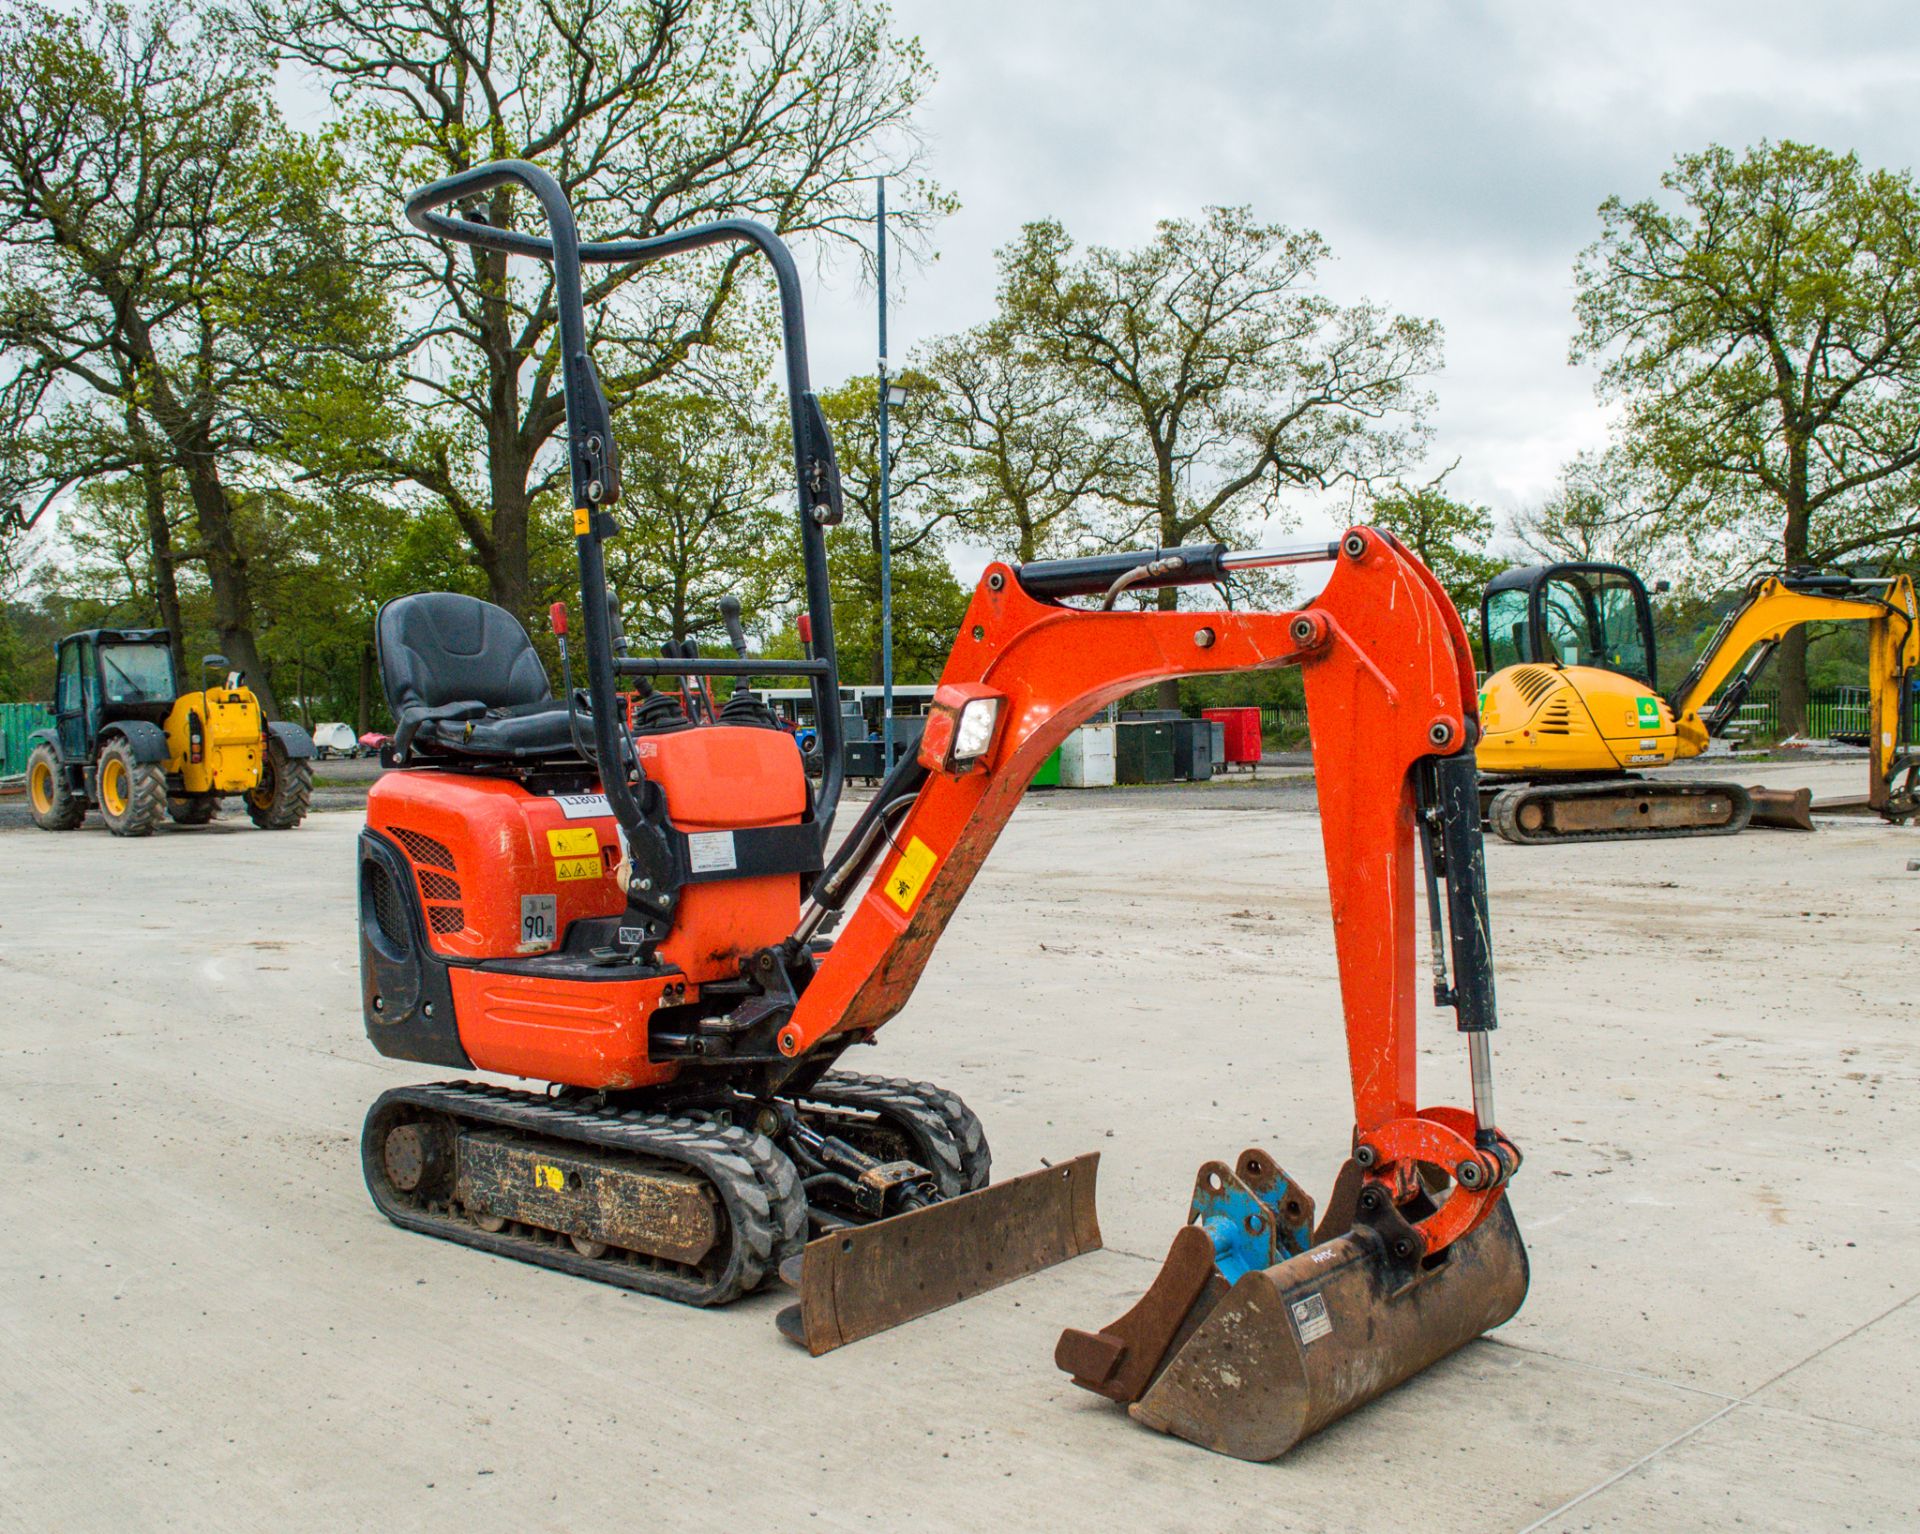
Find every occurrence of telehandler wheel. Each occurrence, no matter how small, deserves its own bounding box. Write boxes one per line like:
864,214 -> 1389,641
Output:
26,743 -> 85,831
168,793 -> 219,826
245,737 -> 312,830
96,739 -> 167,838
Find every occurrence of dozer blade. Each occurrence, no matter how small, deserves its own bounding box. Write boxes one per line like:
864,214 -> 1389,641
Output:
776,1153 -> 1102,1355
1747,785 -> 1815,831
1127,1196 -> 1528,1461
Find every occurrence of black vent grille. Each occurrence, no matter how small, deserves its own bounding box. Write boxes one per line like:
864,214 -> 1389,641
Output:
417,868 -> 461,901
392,827 -> 455,870
427,905 -> 466,935
368,861 -> 409,948
1510,666 -> 1560,706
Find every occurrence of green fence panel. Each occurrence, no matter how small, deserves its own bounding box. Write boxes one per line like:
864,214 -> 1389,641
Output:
1708,685 -> 1920,741
1,703 -> 54,776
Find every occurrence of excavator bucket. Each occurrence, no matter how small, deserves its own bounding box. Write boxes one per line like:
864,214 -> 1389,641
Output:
1058,1156 -> 1528,1461
1747,785 -> 1816,831
777,1153 -> 1103,1354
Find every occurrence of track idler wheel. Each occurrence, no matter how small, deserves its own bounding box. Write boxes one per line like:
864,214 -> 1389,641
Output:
1057,1153 -> 1529,1461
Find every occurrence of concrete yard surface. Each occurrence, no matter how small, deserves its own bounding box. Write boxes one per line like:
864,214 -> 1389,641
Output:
2,761 -> 1917,1531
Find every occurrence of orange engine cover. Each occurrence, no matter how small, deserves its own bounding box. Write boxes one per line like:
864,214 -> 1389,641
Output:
364,724 -> 808,1088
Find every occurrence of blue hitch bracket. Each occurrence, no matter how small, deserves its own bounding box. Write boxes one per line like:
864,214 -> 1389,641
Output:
1187,1150 -> 1316,1284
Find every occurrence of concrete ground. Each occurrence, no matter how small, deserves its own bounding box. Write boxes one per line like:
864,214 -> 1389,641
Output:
2,760 -> 1917,1531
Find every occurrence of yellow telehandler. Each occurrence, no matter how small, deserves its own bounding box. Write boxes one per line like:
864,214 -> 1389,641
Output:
1475,562 -> 1918,844
26,628 -> 314,837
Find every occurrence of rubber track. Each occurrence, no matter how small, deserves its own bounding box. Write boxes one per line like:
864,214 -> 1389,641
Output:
1488,779 -> 1753,846
363,1080 -> 806,1306
800,1072 -> 992,1196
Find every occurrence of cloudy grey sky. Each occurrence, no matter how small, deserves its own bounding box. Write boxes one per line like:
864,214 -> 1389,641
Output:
801,0 -> 1920,554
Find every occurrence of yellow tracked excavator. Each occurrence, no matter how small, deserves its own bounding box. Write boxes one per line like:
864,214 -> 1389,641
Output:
1475,562 -> 1918,844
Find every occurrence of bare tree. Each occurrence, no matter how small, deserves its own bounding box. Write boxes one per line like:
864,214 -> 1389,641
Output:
918,321 -> 1128,563
998,207 -> 1441,705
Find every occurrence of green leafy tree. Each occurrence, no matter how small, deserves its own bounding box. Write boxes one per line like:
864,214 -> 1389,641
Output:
253,0 -> 948,628
0,0 -> 390,717
1574,140 -> 1920,731
998,208 -> 1441,705
603,374 -> 792,651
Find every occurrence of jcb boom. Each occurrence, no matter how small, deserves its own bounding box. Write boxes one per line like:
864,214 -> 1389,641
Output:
356,159 -> 1524,1461
1476,561 -> 1919,843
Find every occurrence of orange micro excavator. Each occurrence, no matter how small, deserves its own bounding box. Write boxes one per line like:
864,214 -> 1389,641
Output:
356,160 -> 1526,1460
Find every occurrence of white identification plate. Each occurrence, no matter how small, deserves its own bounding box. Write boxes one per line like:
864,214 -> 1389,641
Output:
687,830 -> 738,874
553,793 -> 611,820
1290,1292 -> 1332,1344
518,893 -> 557,953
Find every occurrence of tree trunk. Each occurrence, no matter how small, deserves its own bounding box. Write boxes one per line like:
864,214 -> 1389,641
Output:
135,450 -> 187,686
179,454 -> 280,719
1780,488 -> 1811,735
122,331 -> 279,718
486,464 -> 534,622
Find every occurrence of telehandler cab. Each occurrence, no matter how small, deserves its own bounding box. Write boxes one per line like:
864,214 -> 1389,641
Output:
357,160 -> 1525,1461
27,629 -> 314,837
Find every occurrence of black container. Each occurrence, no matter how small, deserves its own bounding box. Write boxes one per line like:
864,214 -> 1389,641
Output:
1116,720 -> 1177,784
1169,718 -> 1214,781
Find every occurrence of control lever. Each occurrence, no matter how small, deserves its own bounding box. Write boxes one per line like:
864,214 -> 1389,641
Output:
719,594 -> 750,659
606,589 -> 630,657
719,594 -> 756,708
551,602 -> 593,761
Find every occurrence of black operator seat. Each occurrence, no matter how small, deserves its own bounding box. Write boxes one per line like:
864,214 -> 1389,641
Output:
376,592 -> 582,762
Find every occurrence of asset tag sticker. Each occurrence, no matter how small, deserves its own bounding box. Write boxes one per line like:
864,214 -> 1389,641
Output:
553,793 -> 611,820
546,827 -> 599,859
884,836 -> 939,914
554,855 -> 601,882
688,831 -> 738,874
1290,1292 -> 1332,1345
518,893 -> 557,952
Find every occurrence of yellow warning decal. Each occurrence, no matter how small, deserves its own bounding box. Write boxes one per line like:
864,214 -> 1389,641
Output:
573,506 -> 591,536
884,836 -> 938,913
547,827 -> 599,859
554,855 -> 601,882
533,1163 -> 564,1191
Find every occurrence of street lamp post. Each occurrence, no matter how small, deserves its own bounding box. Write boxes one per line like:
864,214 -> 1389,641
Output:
875,175 -> 895,772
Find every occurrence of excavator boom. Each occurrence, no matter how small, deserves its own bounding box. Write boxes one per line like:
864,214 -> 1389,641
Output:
1668,572 -> 1919,812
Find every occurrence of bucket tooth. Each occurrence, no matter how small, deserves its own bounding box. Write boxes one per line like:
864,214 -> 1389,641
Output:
1129,1195 -> 1529,1461
1055,1223 -> 1227,1402
777,1153 -> 1102,1355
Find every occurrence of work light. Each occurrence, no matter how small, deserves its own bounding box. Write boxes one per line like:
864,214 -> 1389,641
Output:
917,683 -> 1005,774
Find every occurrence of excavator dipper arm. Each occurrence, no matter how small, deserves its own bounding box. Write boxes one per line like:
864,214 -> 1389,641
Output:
792,526 -> 1516,1254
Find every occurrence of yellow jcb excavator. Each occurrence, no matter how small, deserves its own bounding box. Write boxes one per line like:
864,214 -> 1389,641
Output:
1475,561 -> 1918,844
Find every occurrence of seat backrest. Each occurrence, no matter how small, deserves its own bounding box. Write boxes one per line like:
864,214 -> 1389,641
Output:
377,593 -> 552,717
